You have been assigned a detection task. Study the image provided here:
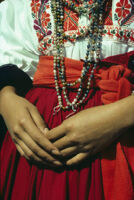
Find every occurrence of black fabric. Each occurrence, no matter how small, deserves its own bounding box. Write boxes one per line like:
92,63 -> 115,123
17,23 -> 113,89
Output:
0,116 -> 7,148
128,55 -> 134,71
0,64 -> 33,147
0,64 -> 33,96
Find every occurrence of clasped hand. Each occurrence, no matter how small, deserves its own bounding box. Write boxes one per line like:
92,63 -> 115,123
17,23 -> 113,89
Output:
46,105 -> 118,166
0,87 -> 120,167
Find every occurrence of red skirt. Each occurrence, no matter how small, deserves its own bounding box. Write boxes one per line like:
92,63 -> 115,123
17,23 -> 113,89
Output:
0,88 -> 104,200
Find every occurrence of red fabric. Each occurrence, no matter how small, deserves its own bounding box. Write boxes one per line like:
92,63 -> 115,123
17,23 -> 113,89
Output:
33,56 -> 84,87
97,54 -> 134,200
97,64 -> 134,104
0,88 -> 103,200
33,51 -> 134,88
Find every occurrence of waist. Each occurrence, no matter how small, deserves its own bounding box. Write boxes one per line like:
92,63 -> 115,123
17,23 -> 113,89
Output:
33,52 -> 134,89
33,56 -> 87,88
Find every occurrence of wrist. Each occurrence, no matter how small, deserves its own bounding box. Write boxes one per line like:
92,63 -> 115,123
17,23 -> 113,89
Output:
0,86 -> 16,115
0,86 -> 16,95
105,95 -> 134,135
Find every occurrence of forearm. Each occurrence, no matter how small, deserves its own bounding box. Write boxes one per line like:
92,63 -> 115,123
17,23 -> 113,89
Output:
112,95 -> 134,127
98,95 -> 134,138
0,86 -> 17,115
0,86 -> 17,146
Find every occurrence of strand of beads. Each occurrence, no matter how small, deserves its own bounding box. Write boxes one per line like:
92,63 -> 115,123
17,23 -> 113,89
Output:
51,0 -> 104,111
62,0 -> 103,17
51,0 -> 65,107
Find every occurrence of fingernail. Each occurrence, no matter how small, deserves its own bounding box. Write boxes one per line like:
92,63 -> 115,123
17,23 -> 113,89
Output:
53,161 -> 62,166
52,149 -> 61,156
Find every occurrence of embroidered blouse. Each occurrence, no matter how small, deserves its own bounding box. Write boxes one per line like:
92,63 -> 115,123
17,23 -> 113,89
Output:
0,0 -> 134,78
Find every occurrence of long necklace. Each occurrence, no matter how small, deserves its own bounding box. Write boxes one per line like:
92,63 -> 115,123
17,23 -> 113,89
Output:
51,0 -> 104,111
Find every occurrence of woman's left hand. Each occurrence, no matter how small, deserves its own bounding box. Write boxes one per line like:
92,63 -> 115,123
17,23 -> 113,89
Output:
45,103 -> 123,166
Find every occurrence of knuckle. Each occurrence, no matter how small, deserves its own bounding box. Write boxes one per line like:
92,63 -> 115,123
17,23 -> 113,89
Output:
13,125 -> 20,136
32,146 -> 42,157
62,121 -> 72,132
31,145 -> 38,154
27,152 -> 34,160
68,134 -> 78,145
19,118 -> 27,126
38,150 -> 46,158
34,134 -> 42,143
36,151 -> 43,158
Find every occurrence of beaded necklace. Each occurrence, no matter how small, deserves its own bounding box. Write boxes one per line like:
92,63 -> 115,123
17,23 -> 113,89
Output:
51,0 -> 104,111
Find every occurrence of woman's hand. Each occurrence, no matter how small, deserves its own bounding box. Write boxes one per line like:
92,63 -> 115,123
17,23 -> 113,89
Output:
46,97 -> 134,166
0,86 -> 62,167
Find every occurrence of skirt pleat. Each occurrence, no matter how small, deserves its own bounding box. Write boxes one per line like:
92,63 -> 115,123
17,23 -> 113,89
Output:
0,87 -> 104,200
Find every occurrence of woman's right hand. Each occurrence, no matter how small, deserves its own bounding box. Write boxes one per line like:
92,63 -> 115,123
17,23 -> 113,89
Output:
0,86 -> 62,167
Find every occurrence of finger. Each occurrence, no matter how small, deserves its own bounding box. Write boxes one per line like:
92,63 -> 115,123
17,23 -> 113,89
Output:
16,144 -> 30,161
17,139 -> 43,162
66,153 -> 89,166
45,124 -> 66,142
17,139 -> 62,167
29,106 -> 48,133
16,141 -> 56,167
19,112 -> 61,156
15,129 -> 63,166
61,146 -> 78,158
16,144 -> 25,156
54,136 -> 74,150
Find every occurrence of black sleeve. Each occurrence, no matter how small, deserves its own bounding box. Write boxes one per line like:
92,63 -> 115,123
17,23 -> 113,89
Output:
128,55 -> 134,71
0,64 -> 33,96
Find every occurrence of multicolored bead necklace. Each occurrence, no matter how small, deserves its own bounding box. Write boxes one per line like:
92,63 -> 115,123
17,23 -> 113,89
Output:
51,0 -> 104,111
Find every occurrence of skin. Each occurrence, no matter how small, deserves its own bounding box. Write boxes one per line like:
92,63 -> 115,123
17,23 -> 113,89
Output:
0,86 -> 62,167
46,96 -> 134,165
1,86 -> 134,167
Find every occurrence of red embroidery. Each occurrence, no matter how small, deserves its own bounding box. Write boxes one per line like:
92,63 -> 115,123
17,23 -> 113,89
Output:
64,8 -> 78,32
30,0 -> 134,55
104,0 -> 113,25
41,11 -> 51,29
102,25 -> 134,43
115,0 -> 131,22
31,0 -> 41,17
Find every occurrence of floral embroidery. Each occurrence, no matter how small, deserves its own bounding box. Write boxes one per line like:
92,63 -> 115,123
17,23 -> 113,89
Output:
30,0 -> 80,54
30,0 -> 134,55
102,25 -> 134,43
31,0 -> 41,17
41,11 -> 51,29
38,37 -> 54,54
31,0 -> 52,43
115,0 -> 131,24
